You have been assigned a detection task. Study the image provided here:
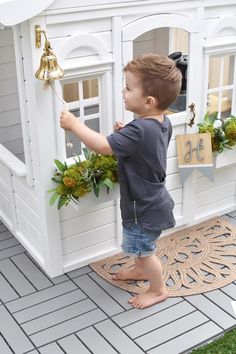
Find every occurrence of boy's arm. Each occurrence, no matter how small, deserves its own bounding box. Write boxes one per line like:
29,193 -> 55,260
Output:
60,110 -> 113,155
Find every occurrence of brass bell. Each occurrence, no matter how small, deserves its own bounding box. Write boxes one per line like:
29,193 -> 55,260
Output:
35,39 -> 64,81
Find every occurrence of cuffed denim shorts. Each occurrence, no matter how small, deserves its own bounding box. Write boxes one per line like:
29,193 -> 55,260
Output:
122,224 -> 162,258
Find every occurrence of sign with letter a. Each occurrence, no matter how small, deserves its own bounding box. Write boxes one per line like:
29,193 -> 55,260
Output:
176,133 -> 214,184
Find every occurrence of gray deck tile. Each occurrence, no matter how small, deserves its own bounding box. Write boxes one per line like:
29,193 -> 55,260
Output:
147,321 -> 222,354
0,258 -> 36,296
30,308 -> 107,347
0,223 -> 7,233
0,237 -> 19,250
204,289 -> 236,318
186,293 -> 236,329
227,210 -> 236,217
23,298 -> 97,335
0,244 -> 25,260
89,271 -> 132,310
135,311 -> 208,350
223,215 -> 236,225
26,252 -> 69,285
58,334 -> 91,354
74,274 -> 124,316
14,289 -> 86,324
95,319 -> 145,354
67,266 -> 92,278
0,335 -> 14,354
0,272 -> 19,302
11,253 -> 53,290
6,280 -> 77,312
77,326 -> 118,354
0,230 -> 13,241
112,297 -> 183,327
39,342 -> 65,353
0,304 -> 34,353
50,274 -> 69,284
0,214 -> 236,353
124,300 -> 195,338
221,282 -> 236,299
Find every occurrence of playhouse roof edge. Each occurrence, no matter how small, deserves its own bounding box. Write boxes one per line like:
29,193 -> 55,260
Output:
0,0 -> 55,26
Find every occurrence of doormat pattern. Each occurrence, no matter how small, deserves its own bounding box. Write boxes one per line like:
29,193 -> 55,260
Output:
90,217 -> 236,297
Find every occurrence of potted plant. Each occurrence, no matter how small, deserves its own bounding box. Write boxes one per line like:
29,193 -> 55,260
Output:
197,112 -> 236,167
48,148 -> 119,209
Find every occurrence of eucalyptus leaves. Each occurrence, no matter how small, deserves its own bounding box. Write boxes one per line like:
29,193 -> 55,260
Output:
198,113 -> 236,153
48,148 -> 118,209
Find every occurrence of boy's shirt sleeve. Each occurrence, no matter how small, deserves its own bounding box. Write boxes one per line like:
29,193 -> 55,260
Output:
106,121 -> 142,158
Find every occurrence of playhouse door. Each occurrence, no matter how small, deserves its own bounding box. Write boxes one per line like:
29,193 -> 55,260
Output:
122,14 -> 202,227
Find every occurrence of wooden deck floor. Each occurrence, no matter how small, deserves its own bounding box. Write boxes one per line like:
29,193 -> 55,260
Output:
0,212 -> 236,354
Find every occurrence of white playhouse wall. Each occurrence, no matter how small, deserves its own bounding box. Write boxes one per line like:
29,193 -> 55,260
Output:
0,0 -> 235,277
0,28 -> 24,162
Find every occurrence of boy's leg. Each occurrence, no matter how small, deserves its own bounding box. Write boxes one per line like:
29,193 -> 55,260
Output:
112,257 -> 148,280
129,254 -> 168,309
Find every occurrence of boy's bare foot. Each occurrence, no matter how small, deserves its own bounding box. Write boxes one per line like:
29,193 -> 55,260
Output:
128,290 -> 168,309
112,269 -> 147,281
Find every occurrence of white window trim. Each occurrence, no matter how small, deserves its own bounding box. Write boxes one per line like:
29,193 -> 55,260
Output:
53,63 -> 114,163
203,50 -> 236,119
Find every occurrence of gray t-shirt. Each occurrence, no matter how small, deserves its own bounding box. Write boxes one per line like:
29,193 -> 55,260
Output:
107,116 -> 175,231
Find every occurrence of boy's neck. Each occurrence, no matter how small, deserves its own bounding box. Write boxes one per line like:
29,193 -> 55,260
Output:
139,111 -> 164,122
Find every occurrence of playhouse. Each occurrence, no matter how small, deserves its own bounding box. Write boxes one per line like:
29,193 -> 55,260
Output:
0,0 -> 236,277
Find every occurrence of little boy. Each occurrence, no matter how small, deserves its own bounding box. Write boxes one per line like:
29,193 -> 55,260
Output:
60,53 -> 182,309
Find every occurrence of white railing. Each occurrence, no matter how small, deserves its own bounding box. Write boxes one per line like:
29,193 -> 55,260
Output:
0,144 -> 26,177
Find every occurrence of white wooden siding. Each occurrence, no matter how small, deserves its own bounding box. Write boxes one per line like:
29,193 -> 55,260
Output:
0,28 -> 24,162
0,161 -> 15,230
195,166 -> 236,221
0,170 -> 43,257
60,201 -> 118,270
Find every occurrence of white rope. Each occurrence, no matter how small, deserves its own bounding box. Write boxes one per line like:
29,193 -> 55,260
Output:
49,82 -> 73,149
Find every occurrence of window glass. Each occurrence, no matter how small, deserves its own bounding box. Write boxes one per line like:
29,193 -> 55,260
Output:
133,27 -> 189,115
223,55 -> 234,86
207,54 -> 235,119
62,78 -> 100,158
63,82 -> 79,102
208,56 -> 221,89
207,93 -> 219,116
221,89 -> 232,118
85,117 -> 100,132
83,79 -> 98,99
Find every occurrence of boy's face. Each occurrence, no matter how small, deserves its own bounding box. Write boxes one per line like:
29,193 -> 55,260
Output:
123,71 -> 147,115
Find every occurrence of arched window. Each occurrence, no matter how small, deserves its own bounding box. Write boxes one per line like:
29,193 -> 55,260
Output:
55,34 -> 113,161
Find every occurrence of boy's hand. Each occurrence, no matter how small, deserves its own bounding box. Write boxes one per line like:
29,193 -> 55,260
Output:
113,120 -> 125,132
60,111 -> 77,131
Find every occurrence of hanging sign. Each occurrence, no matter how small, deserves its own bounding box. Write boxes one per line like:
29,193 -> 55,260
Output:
176,133 -> 214,184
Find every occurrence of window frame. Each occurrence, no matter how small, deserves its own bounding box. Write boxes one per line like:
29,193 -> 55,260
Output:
54,62 -> 114,165
203,49 -> 236,120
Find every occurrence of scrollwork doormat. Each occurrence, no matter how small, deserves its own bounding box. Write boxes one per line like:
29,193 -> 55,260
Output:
90,217 -> 236,297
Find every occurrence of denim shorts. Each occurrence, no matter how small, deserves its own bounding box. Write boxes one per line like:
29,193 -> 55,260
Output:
122,224 -> 162,258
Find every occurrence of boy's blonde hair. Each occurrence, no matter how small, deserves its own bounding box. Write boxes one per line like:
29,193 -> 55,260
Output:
124,53 -> 182,111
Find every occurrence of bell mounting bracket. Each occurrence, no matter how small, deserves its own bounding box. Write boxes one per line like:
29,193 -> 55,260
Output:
35,25 -> 48,48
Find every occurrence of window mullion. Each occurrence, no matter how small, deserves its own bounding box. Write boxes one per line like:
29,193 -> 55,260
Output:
218,57 -> 224,118
232,54 -> 236,112
78,81 -> 85,122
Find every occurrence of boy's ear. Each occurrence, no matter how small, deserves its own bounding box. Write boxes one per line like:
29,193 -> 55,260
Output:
145,96 -> 156,108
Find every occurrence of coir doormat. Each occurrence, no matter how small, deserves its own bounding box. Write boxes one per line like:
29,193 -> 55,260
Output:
90,217 -> 236,297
